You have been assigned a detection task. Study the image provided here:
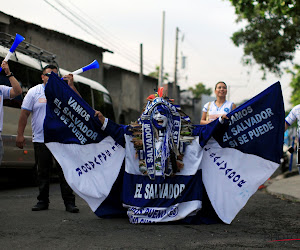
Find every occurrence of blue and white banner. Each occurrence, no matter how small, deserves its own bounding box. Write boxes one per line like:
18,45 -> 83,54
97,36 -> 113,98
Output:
44,73 -> 125,212
44,73 -> 284,224
196,82 -> 284,224
122,134 -> 205,223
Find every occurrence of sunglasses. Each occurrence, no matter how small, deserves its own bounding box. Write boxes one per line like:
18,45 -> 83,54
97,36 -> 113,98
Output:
43,72 -> 58,77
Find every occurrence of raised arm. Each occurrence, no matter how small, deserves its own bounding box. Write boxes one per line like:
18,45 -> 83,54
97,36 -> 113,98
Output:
94,110 -> 127,147
1,61 -> 22,98
62,74 -> 81,97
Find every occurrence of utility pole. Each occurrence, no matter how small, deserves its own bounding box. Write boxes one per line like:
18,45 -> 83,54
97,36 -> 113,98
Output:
159,11 -> 165,88
139,43 -> 144,108
173,27 -> 179,102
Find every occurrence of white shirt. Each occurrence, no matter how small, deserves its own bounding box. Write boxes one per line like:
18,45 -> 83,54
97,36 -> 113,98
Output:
285,104 -> 300,128
0,85 -> 12,133
203,100 -> 234,122
21,84 -> 47,142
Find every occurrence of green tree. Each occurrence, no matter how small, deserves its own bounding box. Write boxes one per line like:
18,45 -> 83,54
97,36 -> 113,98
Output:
287,64 -> 300,106
188,82 -> 212,99
148,65 -> 169,82
228,0 -> 300,77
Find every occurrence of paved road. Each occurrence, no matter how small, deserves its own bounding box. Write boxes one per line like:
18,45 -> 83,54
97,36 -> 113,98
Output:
0,180 -> 299,249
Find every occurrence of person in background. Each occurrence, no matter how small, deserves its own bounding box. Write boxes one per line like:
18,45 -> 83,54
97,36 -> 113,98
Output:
200,81 -> 236,125
284,104 -> 300,174
0,61 -> 22,164
285,104 -> 300,131
16,65 -> 80,213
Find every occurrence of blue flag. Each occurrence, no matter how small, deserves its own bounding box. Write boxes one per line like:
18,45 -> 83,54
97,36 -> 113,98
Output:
44,73 -> 284,224
195,82 -> 284,223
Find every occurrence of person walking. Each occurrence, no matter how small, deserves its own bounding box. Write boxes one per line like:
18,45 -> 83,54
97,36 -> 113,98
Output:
285,104 -> 300,174
0,61 -> 22,164
285,104 -> 300,131
16,65 -> 80,213
200,81 -> 236,125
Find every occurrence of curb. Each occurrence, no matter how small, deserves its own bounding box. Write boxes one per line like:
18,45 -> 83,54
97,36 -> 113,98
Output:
265,172 -> 300,202
265,189 -> 300,202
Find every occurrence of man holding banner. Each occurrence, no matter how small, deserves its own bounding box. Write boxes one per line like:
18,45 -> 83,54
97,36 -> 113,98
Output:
16,65 -> 80,213
0,61 -> 22,164
43,72 -> 284,224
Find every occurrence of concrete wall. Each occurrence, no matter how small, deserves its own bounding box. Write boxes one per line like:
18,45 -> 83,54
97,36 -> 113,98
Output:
0,11 -> 106,84
180,90 -> 215,124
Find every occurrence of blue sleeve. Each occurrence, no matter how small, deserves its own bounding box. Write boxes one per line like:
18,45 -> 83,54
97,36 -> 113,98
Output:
103,119 -> 131,148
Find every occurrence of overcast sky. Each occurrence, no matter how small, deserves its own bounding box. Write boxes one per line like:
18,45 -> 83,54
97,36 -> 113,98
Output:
1,0 -> 297,109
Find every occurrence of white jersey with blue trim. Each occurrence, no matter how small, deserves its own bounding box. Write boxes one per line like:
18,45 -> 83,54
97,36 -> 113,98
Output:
285,104 -> 300,128
0,85 -> 12,133
21,84 -> 47,143
203,100 -> 234,122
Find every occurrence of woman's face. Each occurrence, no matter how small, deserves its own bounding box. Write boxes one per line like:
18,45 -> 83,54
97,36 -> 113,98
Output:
215,82 -> 227,97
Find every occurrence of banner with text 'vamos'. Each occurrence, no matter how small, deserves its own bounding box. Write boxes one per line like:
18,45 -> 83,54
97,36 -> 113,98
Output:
44,73 -> 125,212
196,81 -> 284,224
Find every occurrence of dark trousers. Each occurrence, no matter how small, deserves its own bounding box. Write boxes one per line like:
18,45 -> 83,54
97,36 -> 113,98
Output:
34,142 -> 75,205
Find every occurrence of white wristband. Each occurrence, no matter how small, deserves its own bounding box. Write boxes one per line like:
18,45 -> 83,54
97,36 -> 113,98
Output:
101,118 -> 108,130
219,116 -> 224,124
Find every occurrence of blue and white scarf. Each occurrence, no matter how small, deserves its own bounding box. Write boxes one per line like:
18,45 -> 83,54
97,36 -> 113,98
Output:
141,98 -> 181,179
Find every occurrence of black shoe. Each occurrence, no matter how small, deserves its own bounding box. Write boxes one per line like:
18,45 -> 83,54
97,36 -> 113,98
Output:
65,204 -> 79,213
32,202 -> 48,211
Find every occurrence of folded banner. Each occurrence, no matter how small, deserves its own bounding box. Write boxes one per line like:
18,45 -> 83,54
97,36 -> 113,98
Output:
44,73 -> 284,224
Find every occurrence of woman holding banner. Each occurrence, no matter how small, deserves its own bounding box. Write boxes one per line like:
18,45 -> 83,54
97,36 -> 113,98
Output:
200,81 -> 236,125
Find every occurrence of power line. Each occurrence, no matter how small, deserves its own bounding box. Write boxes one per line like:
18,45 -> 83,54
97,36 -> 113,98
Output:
44,0 -> 157,73
54,0 -> 154,70
64,0 -> 158,69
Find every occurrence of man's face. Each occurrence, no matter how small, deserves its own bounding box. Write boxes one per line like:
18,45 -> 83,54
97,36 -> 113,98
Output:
41,68 -> 58,85
151,105 -> 169,130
